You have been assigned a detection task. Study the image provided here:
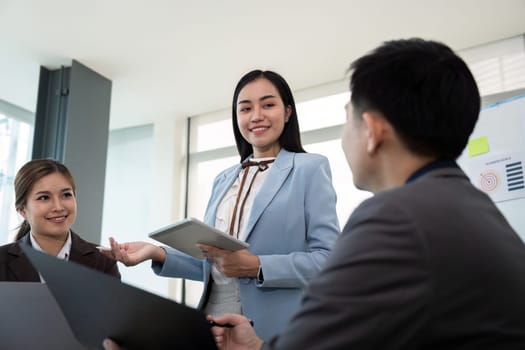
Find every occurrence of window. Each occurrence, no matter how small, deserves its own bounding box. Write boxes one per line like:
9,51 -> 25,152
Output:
305,140 -> 372,225
297,92 -> 348,132
0,107 -> 33,244
459,34 -> 525,96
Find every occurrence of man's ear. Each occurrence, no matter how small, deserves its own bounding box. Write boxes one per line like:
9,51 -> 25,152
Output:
362,111 -> 387,154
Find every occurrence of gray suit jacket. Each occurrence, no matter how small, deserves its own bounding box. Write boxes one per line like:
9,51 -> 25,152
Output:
266,166 -> 525,349
0,232 -> 120,281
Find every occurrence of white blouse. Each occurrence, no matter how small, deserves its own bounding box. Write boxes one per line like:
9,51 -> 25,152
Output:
212,157 -> 274,285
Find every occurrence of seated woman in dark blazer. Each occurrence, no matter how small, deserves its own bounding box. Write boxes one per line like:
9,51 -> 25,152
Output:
0,159 -> 120,281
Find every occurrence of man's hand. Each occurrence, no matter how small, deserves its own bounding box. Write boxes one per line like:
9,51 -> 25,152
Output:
208,314 -> 264,350
102,338 -> 121,350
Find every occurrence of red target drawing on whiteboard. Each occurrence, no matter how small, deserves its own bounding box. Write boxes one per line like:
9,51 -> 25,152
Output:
479,170 -> 500,192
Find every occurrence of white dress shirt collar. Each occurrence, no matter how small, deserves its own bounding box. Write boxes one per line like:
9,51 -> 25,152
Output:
29,230 -> 72,261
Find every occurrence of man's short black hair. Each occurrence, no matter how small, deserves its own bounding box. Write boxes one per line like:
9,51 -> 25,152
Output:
349,38 -> 481,159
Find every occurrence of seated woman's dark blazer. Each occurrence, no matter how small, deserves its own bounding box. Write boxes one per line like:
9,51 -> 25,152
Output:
0,232 -> 120,281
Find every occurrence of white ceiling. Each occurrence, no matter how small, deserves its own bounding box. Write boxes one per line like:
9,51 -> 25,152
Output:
1,0 -> 525,130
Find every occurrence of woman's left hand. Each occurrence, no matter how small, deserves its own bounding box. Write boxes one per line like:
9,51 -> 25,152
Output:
197,244 -> 260,278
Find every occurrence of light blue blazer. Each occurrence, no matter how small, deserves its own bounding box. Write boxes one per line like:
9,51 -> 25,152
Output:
152,149 -> 340,340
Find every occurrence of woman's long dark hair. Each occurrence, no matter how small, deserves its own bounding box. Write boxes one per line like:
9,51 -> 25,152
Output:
14,159 -> 76,241
231,70 -> 306,161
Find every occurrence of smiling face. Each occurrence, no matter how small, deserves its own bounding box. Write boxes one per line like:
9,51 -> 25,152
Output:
236,77 -> 291,158
18,172 -> 77,240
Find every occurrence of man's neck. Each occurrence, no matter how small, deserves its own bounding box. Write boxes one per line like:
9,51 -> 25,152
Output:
370,153 -> 437,193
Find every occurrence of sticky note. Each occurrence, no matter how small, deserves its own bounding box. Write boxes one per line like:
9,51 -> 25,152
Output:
468,136 -> 489,157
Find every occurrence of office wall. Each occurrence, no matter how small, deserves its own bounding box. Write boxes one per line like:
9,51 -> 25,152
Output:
102,119 -> 186,300
0,54 -> 39,113
102,125 -> 170,296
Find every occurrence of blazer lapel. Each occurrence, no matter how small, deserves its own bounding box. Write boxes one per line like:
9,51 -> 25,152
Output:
7,235 -> 40,281
68,232 -> 97,267
203,166 -> 242,225
244,149 -> 293,240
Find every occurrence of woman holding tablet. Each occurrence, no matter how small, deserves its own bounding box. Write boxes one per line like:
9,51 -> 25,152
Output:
105,70 -> 339,340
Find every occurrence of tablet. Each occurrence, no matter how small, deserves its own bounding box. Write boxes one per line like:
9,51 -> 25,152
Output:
21,245 -> 217,350
148,217 -> 249,259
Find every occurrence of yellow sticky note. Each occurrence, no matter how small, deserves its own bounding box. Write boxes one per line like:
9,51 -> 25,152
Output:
468,136 -> 489,157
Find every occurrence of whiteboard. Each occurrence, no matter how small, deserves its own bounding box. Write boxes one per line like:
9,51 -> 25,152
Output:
457,93 -> 525,242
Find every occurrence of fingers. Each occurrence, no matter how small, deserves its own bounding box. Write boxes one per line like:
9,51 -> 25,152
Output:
211,313 -> 248,327
97,245 -> 114,258
197,245 -> 231,275
109,237 -> 122,253
207,315 -> 227,348
196,243 -> 214,255
102,338 -> 121,350
197,244 -> 229,259
214,335 -> 224,348
207,316 -> 225,336
109,238 -> 123,260
108,237 -> 131,265
198,245 -> 234,275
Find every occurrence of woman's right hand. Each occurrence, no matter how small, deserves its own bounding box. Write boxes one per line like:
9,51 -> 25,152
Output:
103,237 -> 167,266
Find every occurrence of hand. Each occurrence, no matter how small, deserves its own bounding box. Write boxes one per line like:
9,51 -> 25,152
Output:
101,237 -> 166,266
102,338 -> 121,350
208,314 -> 263,350
197,244 -> 259,278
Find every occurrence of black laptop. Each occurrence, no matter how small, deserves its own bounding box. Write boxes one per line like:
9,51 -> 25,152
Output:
21,244 -> 217,350
0,282 -> 87,350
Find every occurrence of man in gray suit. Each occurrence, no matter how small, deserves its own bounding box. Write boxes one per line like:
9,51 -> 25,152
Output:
104,38 -> 525,349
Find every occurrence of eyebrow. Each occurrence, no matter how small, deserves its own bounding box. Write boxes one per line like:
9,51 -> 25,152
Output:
34,188 -> 73,195
238,94 -> 277,105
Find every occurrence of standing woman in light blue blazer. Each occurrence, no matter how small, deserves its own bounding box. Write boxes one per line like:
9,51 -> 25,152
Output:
106,70 -> 340,340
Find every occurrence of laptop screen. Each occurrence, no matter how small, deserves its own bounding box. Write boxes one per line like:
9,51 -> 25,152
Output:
21,244 -> 217,350
0,282 -> 87,350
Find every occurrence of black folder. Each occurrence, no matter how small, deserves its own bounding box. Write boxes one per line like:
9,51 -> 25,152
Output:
0,282 -> 87,350
21,244 -> 217,350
